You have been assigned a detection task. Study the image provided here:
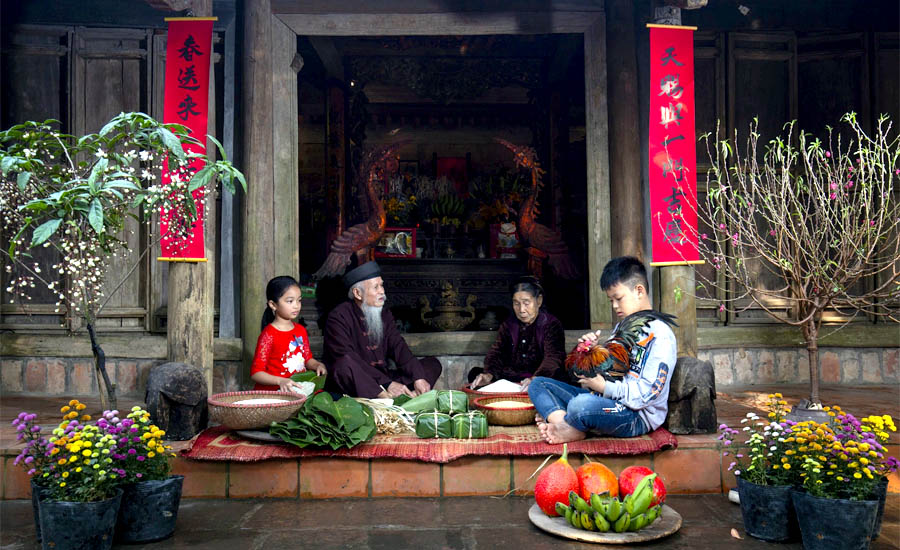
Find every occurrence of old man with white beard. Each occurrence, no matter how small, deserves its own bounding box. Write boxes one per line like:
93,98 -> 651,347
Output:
323,262 -> 442,398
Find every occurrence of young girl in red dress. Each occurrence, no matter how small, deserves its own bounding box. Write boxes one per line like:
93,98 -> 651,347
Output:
250,276 -> 327,392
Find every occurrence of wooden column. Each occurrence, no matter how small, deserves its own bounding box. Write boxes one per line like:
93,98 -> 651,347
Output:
167,0 -> 215,393
325,83 -> 347,248
606,0 -> 645,260
584,15 -> 613,329
240,3 -> 300,385
654,4 -> 699,358
659,266 -> 697,357
240,0 -> 275,386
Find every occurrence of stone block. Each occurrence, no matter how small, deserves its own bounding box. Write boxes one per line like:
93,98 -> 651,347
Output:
69,360 -> 95,395
757,350 -> 775,383
666,357 -> 717,434
839,350 -> 860,382
797,353 -> 810,383
775,351 -> 796,382
885,348 -> 899,383
712,351 -> 733,386
733,349 -> 753,384
862,352 -> 882,383
821,351 -> 840,383
1,359 -> 24,392
44,359 -> 66,394
23,360 -> 47,393
115,361 -> 138,395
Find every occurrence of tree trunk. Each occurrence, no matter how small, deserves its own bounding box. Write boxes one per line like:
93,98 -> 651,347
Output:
803,320 -> 820,405
87,323 -> 117,412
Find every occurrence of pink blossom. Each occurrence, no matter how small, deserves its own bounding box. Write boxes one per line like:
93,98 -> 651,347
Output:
701,233 -> 708,240
870,220 -> 876,226
825,151 -> 831,158
718,223 -> 727,230
830,193 -> 837,199
830,182 -> 838,190
769,229 -> 776,236
718,304 -> 726,312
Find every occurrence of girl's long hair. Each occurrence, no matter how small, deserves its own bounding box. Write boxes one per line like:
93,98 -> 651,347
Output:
261,276 -> 300,331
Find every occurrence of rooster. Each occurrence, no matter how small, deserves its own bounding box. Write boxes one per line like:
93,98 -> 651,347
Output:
565,310 -> 678,381
313,141 -> 407,279
494,138 -> 579,279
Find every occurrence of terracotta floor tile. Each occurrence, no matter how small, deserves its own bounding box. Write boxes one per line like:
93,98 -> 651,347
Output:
2,457 -> 31,499
653,448 -> 722,494
371,459 -> 440,497
229,459 -> 298,498
442,456 -> 511,496
299,458 -> 369,498
170,458 -> 228,498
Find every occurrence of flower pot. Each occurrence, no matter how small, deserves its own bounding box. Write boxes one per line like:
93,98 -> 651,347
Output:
116,475 -> 184,543
30,479 -> 52,542
792,490 -> 878,550
736,476 -> 798,541
39,488 -> 123,550
870,476 -> 889,540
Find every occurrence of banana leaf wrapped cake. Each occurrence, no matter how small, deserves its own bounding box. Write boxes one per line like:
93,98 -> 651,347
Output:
450,411 -> 489,439
415,411 -> 453,438
436,390 -> 468,414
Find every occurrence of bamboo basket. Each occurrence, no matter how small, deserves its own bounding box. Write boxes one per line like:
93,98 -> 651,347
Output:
461,383 -> 528,409
472,395 -> 535,426
207,391 -> 306,430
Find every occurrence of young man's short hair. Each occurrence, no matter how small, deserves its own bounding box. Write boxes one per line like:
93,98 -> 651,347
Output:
600,256 -> 649,291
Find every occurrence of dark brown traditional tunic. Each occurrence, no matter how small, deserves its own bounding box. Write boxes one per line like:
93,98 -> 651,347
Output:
323,301 -> 442,398
482,310 -> 567,382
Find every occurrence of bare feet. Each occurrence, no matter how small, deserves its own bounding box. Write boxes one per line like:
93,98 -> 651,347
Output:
541,420 -> 586,445
535,413 -> 545,424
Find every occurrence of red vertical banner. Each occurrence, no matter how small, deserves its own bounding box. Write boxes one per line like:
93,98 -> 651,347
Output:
158,18 -> 215,262
647,25 -> 702,266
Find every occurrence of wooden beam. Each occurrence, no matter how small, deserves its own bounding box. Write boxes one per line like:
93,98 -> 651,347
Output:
275,12 -> 604,36
271,1 -> 605,14
2,333 -> 242,360
606,0 -> 644,260
241,0 -> 276,388
584,15 -> 612,328
167,0 -> 215,394
308,37 -> 345,81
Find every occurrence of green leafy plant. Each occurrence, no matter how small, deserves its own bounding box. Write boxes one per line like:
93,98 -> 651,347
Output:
1,112 -> 246,410
269,391 -> 376,450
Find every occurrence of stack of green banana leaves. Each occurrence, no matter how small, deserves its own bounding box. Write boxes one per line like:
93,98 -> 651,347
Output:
269,391 -> 376,450
400,390 -> 487,439
555,474 -> 662,534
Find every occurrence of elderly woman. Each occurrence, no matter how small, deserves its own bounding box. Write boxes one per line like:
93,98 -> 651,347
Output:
468,277 -> 567,391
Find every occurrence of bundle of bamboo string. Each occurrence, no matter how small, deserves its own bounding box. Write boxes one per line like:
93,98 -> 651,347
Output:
353,398 -> 416,434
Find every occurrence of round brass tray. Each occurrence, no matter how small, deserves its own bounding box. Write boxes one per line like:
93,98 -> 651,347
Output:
528,502 -> 682,544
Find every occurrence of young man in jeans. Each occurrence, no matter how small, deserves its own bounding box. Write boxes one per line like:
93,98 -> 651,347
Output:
528,256 -> 677,443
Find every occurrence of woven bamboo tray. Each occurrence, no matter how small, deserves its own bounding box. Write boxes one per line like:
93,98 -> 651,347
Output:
207,391 -> 306,430
472,395 -> 535,426
461,383 -> 529,409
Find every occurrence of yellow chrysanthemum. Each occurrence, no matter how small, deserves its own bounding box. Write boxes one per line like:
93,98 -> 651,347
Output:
60,406 -> 71,413
61,471 -> 69,478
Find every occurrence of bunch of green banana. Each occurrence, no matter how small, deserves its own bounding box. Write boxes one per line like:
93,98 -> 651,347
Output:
431,194 -> 466,218
553,477 -> 663,534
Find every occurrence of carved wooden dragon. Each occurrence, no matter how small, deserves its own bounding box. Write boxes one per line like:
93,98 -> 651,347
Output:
495,138 -> 579,279
314,141 -> 406,279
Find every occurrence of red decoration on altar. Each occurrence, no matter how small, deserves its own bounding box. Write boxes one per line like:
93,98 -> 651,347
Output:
647,25 -> 702,266
159,18 -> 215,262
437,157 -> 468,197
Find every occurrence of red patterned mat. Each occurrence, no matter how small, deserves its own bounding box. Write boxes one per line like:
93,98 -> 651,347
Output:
182,425 -> 677,463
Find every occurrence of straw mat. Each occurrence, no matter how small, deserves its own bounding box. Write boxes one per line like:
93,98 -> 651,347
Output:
182,425 -> 677,463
